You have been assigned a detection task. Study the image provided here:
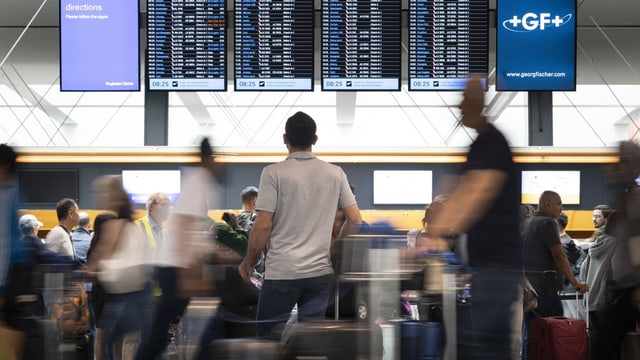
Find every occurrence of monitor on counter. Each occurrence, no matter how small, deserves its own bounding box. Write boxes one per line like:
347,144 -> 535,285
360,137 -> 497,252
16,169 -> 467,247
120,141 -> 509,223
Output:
121,170 -> 181,205
373,170 -> 432,205
521,170 -> 580,205
18,169 -> 79,206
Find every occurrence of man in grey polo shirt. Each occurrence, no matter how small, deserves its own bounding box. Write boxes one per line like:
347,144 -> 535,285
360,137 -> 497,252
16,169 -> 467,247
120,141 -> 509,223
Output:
239,111 -> 362,339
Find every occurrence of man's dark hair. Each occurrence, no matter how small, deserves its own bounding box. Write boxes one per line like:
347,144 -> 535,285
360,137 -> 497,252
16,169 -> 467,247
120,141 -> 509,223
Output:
240,186 -> 258,204
285,111 -> 316,148
594,204 -> 613,219
0,144 -> 18,176
56,198 -> 77,221
556,212 -> 569,230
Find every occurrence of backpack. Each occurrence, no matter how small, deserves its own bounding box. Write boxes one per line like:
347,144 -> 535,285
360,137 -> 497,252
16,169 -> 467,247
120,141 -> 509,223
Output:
563,240 -> 582,268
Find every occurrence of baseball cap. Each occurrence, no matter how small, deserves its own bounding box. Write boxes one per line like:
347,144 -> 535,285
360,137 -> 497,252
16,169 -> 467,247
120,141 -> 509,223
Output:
19,214 -> 43,231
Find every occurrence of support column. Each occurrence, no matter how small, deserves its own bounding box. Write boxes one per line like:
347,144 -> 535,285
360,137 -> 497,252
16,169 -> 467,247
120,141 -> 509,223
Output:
144,89 -> 169,146
528,91 -> 553,146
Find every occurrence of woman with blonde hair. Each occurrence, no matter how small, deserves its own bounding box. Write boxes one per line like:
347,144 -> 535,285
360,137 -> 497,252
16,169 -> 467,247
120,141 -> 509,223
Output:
87,176 -> 153,360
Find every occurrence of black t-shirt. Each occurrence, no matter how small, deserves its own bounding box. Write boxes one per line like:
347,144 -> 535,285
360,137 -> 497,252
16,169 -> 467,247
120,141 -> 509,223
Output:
465,124 -> 522,270
523,212 -> 562,290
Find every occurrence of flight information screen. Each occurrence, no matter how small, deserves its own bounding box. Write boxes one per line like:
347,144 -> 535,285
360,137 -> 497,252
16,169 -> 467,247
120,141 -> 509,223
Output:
321,0 -> 401,91
234,0 -> 314,91
147,0 -> 226,91
408,0 -> 488,90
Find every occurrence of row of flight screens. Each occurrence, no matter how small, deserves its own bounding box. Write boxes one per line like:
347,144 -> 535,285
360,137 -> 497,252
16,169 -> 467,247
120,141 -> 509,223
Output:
59,0 -> 576,92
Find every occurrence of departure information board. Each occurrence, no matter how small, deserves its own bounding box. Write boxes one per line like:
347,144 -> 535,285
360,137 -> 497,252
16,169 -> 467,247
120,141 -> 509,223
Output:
321,0 -> 401,91
408,0 -> 488,91
147,0 -> 226,91
235,0 -> 314,91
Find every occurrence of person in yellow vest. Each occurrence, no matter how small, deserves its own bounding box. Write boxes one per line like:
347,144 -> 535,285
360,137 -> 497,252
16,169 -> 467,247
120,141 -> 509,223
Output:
121,193 -> 172,360
137,193 -> 172,252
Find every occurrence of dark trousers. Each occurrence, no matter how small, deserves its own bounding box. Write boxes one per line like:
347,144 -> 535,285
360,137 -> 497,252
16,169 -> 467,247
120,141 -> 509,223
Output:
256,274 -> 333,339
592,287 -> 640,360
135,267 -> 190,360
466,267 -> 520,360
521,289 -> 564,360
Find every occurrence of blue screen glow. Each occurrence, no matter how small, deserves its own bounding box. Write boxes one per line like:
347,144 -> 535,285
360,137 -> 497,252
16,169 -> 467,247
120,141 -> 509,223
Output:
60,1 -> 140,91
496,0 -> 576,91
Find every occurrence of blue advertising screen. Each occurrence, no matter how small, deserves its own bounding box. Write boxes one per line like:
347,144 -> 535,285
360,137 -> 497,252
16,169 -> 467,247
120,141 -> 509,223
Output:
496,0 -> 576,91
60,1 -> 140,91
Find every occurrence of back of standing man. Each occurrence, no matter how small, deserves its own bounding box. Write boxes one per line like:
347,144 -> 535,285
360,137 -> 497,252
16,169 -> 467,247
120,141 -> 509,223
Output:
239,111 -> 362,339
71,212 -> 92,264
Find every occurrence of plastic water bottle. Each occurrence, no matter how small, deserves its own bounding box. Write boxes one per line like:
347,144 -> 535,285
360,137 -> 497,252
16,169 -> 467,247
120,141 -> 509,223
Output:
250,271 -> 264,289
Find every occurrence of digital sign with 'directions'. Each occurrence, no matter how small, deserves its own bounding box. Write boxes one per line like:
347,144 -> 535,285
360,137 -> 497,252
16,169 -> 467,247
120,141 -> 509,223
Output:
60,1 -> 140,91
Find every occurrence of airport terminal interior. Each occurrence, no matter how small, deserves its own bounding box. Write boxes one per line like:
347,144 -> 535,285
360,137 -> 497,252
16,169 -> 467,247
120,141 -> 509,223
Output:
1,0 -> 640,359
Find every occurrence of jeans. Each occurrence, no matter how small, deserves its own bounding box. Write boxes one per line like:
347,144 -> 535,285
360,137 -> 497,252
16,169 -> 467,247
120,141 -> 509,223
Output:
135,267 -> 190,360
467,267 -> 520,360
256,274 -> 333,339
521,289 -> 564,360
99,289 -> 149,360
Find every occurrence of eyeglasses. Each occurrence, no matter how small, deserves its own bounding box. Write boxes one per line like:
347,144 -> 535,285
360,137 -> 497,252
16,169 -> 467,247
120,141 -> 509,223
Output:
154,202 -> 172,209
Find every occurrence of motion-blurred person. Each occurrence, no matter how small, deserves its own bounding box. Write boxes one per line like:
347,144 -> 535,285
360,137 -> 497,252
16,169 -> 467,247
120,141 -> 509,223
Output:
0,144 -> 20,320
129,193 -> 172,359
425,77 -> 523,359
238,185 -> 258,232
86,212 -> 117,360
590,204 -> 613,242
87,176 -> 153,360
194,214 -> 259,360
521,191 -> 588,360
45,198 -> 80,259
137,139 -> 219,360
239,111 -> 362,339
71,212 -> 92,264
592,141 -> 640,358
8,214 -> 72,360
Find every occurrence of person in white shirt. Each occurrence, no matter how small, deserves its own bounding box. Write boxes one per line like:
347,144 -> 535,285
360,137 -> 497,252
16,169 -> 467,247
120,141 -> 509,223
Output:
45,198 -> 80,259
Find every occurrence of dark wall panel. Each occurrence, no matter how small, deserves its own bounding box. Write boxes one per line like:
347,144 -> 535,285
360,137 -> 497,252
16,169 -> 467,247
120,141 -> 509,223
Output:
16,161 -> 613,211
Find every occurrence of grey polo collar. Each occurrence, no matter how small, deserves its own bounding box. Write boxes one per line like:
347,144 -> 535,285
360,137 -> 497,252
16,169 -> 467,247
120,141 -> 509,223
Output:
286,151 -> 316,160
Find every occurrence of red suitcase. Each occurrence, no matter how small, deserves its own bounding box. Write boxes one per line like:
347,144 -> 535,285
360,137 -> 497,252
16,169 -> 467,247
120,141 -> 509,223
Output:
530,316 -> 587,360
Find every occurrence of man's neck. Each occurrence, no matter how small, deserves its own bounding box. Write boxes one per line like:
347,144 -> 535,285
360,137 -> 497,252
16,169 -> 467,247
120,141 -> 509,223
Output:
241,205 -> 254,212
58,221 -> 72,233
287,146 -> 312,154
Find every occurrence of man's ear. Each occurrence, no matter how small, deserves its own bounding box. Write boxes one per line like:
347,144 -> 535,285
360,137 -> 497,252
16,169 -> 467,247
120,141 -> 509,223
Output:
283,134 -> 288,145
312,134 -> 318,145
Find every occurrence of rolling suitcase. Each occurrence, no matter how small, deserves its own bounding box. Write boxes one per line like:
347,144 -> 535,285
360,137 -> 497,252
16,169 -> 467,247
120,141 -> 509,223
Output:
281,320 -> 383,360
530,293 -> 588,360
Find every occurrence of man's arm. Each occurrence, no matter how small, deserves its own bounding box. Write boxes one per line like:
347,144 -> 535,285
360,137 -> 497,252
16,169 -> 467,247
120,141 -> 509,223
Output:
340,203 -> 362,237
239,210 -> 272,283
428,169 -> 507,236
550,244 -> 588,293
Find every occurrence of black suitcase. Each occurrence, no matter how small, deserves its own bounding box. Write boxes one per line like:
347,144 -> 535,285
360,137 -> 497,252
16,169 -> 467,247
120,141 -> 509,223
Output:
281,320 -> 383,360
209,338 -> 282,360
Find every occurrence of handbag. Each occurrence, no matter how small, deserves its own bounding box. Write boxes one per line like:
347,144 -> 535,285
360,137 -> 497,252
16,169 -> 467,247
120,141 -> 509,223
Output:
0,323 -> 25,360
98,220 -> 153,294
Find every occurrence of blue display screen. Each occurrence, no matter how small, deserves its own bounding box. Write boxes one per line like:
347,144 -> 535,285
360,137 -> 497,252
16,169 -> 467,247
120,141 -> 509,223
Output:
496,0 -> 576,91
60,1 -> 140,91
